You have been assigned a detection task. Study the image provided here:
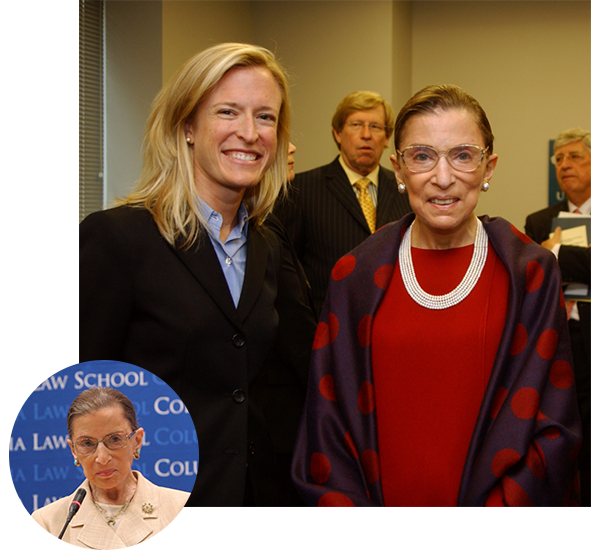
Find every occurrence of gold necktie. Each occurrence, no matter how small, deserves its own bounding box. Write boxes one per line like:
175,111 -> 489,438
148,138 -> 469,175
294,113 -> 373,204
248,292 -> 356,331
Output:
355,177 -> 376,233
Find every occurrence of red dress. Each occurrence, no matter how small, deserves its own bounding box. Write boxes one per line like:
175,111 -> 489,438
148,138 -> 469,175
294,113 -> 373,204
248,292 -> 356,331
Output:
372,242 -> 509,506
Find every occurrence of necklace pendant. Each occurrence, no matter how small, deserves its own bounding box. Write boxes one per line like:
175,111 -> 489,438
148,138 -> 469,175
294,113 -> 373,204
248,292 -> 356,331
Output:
107,518 -> 115,526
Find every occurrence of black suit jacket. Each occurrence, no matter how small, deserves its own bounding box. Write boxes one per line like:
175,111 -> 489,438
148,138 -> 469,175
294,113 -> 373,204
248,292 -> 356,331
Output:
79,207 -> 316,506
524,201 -> 569,243
274,157 -> 412,316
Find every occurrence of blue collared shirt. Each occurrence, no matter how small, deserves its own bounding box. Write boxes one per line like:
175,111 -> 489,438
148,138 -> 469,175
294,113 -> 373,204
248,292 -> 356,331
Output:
202,201 -> 249,308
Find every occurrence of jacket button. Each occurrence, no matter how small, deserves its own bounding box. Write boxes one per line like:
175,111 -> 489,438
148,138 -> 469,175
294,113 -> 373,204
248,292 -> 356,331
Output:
232,334 -> 246,348
232,389 -> 246,403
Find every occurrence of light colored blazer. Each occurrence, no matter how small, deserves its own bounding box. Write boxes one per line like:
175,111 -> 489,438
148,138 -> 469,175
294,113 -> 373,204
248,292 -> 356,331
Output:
31,472 -> 190,548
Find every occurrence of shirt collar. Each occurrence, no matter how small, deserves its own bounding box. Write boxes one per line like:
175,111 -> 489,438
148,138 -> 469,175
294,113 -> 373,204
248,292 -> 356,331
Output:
200,199 -> 249,240
338,155 -> 380,187
568,196 -> 591,215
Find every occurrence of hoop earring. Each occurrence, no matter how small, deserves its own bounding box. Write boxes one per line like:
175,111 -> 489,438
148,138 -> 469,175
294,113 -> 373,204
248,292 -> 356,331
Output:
397,181 -> 406,194
133,450 -> 140,460
74,459 -> 80,467
481,181 -> 490,192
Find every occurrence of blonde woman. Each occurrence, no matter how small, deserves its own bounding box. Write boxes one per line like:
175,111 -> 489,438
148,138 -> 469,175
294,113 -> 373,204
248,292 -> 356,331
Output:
80,43 -> 316,506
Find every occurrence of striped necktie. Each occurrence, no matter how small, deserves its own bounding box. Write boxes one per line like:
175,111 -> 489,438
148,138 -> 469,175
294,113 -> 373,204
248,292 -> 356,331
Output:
355,177 -> 376,233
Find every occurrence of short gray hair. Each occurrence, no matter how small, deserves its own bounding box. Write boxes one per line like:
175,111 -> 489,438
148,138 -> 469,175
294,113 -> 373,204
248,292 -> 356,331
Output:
553,127 -> 591,154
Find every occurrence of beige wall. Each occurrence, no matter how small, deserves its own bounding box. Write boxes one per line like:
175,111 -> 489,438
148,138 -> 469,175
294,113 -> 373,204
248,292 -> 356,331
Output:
162,1 -> 255,83
118,0 -> 590,231
105,1 -> 162,204
411,1 -> 591,228
252,1 -> 406,171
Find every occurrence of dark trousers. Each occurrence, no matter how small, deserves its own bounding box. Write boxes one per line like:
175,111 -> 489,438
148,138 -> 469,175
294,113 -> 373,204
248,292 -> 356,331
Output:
243,453 -> 303,506
570,319 -> 590,506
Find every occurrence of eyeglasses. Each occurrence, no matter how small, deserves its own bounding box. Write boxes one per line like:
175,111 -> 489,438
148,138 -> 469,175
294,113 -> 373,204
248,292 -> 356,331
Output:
397,144 -> 488,173
73,429 -> 138,455
345,121 -> 387,134
551,152 -> 589,165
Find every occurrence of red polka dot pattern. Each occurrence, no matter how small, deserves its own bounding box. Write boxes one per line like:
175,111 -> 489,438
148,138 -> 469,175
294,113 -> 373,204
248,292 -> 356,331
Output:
357,381 -> 375,415
549,360 -> 574,389
543,427 -> 560,440
490,386 -> 508,419
525,441 -> 546,478
510,224 -> 532,244
525,261 -> 544,292
536,329 -> 558,361
318,492 -> 355,507
343,431 -> 359,459
502,477 -> 533,506
492,448 -> 521,478
357,315 -> 372,347
536,410 -> 548,421
511,387 -> 540,419
312,322 -> 330,350
310,452 -> 331,484
374,264 -> 394,290
509,324 -> 528,355
332,255 -> 356,281
318,374 -> 337,402
360,449 -> 380,484
328,313 -> 340,344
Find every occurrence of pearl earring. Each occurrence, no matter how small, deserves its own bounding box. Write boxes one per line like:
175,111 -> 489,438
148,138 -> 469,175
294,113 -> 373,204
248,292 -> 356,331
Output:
397,181 -> 406,194
481,181 -> 490,192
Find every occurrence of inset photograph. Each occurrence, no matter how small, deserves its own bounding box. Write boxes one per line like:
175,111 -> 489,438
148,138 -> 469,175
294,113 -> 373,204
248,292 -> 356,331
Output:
7,359 -> 201,550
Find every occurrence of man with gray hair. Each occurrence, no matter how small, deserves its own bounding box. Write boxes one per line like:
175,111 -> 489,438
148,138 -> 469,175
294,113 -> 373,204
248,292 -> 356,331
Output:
525,127 -> 590,506
274,91 -> 411,317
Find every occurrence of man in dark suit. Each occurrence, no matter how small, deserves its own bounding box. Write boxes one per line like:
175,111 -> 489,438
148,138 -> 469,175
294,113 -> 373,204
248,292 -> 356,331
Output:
525,127 -> 591,506
274,91 -> 412,317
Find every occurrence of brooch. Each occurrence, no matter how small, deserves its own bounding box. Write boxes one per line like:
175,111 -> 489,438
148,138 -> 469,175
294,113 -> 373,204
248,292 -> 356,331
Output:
142,502 -> 154,514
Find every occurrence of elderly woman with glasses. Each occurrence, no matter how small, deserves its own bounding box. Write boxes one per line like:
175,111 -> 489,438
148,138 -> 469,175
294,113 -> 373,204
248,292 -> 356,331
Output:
292,84 -> 582,507
32,387 -> 189,546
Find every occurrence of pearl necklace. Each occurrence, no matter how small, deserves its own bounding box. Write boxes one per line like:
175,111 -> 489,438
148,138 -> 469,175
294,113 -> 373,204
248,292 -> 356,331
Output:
399,218 -> 488,310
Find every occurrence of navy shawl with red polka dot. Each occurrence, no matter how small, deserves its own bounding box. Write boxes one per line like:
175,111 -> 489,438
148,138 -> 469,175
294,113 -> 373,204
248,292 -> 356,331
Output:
292,213 -> 582,506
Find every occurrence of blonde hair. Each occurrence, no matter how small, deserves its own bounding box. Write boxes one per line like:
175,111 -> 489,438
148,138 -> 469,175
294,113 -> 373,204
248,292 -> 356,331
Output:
118,43 -> 291,248
331,91 -> 394,148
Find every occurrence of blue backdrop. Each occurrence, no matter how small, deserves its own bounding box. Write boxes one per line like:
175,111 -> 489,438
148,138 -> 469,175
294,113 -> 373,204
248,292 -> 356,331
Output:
548,139 -> 565,206
9,361 -> 198,514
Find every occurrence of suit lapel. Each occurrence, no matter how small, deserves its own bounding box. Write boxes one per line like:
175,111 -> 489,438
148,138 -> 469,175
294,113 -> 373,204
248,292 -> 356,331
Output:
376,167 -> 396,229
237,225 -> 269,323
117,473 -> 157,547
325,159 -> 370,232
171,232 -> 242,327
72,486 -> 128,549
72,473 -> 160,548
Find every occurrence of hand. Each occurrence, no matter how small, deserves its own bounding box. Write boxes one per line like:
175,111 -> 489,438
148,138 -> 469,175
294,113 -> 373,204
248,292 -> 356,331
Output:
541,226 -> 561,250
